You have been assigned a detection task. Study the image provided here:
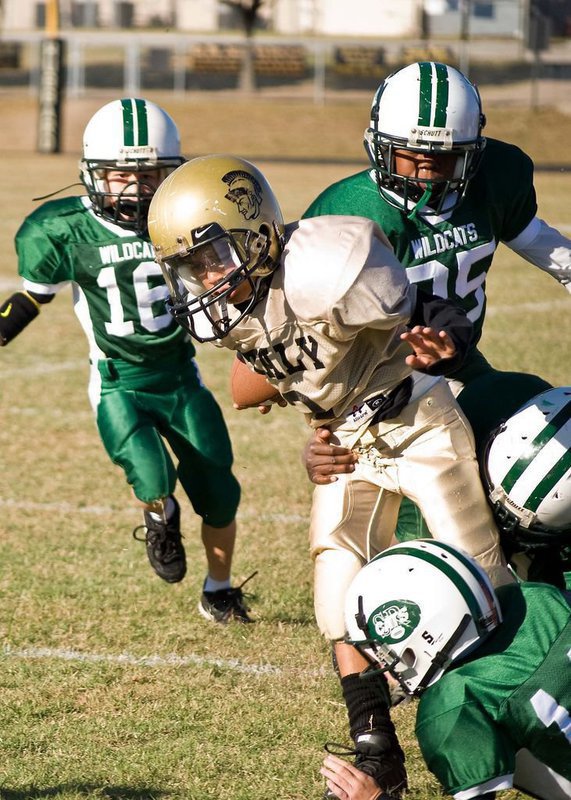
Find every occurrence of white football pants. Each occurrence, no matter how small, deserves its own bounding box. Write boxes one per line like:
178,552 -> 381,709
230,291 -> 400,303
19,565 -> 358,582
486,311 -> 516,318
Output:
310,379 -> 512,640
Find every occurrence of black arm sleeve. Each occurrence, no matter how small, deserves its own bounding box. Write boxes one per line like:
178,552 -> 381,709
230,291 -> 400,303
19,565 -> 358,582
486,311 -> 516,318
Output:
27,290 -> 55,305
0,291 -> 54,346
409,288 -> 474,376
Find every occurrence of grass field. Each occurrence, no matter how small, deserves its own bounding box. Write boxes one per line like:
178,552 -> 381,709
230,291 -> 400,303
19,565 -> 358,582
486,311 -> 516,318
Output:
0,91 -> 570,800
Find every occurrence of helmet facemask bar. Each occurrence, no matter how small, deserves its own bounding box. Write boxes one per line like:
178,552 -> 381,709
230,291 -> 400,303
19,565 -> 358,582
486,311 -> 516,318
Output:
81,158 -> 184,235
158,224 -> 273,343
489,499 -> 571,548
350,594 -> 473,696
364,62 -> 487,218
364,128 -> 485,218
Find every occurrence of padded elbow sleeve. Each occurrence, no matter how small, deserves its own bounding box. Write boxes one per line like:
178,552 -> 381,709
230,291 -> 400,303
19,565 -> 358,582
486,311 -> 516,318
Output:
0,291 -> 42,345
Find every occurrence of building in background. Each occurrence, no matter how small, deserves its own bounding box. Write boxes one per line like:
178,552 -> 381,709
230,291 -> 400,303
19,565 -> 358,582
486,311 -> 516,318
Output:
273,0 -> 420,36
4,0 -> 567,38
1,0 -> 421,34
0,0 -> 569,101
424,0 -> 570,38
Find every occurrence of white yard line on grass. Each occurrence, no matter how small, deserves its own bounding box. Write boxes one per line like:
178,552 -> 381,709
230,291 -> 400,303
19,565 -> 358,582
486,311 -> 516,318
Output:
2,644 -> 326,677
0,496 -> 307,525
0,497 -> 122,515
0,359 -> 86,374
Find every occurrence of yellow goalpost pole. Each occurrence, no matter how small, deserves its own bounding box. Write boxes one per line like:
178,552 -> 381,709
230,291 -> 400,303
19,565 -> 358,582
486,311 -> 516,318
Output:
45,0 -> 60,37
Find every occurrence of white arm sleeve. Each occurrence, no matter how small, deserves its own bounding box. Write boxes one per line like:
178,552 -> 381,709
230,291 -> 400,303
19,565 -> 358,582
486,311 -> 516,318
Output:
22,278 -> 68,297
505,217 -> 571,293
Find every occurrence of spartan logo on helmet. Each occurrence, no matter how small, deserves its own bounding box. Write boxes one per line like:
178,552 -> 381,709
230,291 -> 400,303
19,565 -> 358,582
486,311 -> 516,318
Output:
370,600 -> 420,644
222,170 -> 262,220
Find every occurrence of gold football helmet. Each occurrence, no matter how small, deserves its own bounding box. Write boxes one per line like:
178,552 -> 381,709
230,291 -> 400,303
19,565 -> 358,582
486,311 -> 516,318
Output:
148,154 -> 285,342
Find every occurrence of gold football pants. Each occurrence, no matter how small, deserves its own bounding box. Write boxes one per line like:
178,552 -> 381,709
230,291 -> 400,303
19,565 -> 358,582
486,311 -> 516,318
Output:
310,379 -> 511,640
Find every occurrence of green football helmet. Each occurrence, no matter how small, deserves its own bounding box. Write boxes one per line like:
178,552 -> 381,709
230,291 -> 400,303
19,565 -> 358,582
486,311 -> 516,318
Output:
80,98 -> 184,235
344,540 -> 501,696
364,61 -> 486,217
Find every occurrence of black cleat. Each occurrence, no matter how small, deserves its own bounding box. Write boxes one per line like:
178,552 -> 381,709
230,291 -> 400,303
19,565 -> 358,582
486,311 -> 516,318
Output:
133,496 -> 186,583
198,571 -> 257,624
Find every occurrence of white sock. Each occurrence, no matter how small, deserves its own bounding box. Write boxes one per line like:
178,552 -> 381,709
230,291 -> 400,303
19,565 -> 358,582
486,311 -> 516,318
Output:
204,576 -> 231,593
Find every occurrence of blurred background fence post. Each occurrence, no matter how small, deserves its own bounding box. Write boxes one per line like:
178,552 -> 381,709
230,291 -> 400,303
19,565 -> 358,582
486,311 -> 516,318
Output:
37,0 -> 65,154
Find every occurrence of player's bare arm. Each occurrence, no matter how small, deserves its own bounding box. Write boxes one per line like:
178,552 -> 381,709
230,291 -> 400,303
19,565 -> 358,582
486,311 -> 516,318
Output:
401,326 -> 456,370
321,754 -> 383,800
303,427 -> 357,485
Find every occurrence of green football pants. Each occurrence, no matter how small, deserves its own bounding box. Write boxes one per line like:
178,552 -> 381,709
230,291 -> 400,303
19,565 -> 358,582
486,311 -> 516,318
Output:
95,355 -> 240,526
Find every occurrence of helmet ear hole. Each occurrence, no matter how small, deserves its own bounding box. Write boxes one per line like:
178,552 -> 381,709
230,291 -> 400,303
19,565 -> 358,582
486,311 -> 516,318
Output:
248,222 -> 275,277
254,223 -> 271,255
401,648 -> 416,669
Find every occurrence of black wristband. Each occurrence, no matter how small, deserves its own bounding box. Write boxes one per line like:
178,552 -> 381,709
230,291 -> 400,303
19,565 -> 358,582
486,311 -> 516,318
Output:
0,292 -> 41,345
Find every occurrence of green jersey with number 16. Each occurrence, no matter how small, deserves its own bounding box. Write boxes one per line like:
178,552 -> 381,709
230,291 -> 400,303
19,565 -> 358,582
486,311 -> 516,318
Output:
16,195 -> 192,365
304,138 -> 540,356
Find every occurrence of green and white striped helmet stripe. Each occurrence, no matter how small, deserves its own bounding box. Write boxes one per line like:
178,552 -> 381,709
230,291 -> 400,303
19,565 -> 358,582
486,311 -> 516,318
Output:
120,98 -> 149,147
417,62 -> 449,128
373,543 -> 485,625
501,399 -> 571,512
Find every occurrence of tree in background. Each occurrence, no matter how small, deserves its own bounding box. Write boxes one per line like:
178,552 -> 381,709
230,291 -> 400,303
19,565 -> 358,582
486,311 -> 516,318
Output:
221,0 -> 265,92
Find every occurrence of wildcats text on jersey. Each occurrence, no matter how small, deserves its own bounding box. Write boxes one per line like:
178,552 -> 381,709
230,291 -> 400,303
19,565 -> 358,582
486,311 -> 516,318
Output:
410,223 -> 479,260
99,241 -> 155,264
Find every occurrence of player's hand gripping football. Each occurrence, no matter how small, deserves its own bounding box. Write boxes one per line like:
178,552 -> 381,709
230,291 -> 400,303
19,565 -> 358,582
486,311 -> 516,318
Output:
236,396 -> 288,415
400,325 -> 456,370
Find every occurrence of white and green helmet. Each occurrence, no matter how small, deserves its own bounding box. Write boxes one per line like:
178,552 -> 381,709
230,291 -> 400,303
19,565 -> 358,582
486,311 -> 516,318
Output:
364,61 -> 487,216
80,97 -> 184,234
483,387 -> 571,546
344,540 -> 501,696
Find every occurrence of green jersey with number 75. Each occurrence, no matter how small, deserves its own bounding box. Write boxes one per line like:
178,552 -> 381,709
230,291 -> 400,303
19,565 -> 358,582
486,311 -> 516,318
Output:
304,137 -> 571,379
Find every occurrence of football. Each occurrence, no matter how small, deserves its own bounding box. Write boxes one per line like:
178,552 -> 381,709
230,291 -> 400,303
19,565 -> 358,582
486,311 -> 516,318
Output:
230,356 -> 281,408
